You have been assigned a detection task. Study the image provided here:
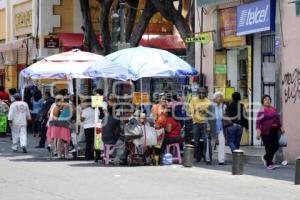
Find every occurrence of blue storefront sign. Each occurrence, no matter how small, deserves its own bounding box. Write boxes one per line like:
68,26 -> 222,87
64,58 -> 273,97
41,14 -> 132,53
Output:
236,0 -> 276,36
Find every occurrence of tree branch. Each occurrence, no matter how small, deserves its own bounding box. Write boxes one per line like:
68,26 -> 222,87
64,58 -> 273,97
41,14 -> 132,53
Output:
178,0 -> 183,15
129,0 -> 157,47
125,0 -> 139,42
80,0 -> 103,54
150,0 -> 172,21
97,0 -> 114,55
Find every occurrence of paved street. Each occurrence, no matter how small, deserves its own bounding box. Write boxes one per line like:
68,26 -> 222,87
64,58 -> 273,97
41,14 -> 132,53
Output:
0,134 -> 299,200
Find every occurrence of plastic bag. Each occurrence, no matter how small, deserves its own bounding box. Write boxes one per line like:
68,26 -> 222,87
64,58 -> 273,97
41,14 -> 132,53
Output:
143,125 -> 157,146
279,132 -> 287,147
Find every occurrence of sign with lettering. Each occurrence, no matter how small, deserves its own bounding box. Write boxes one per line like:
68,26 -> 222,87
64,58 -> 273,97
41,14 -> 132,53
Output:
185,32 -> 211,44
44,36 -> 59,48
132,92 -> 150,104
237,0 -> 276,36
220,7 -> 246,48
91,96 -> 103,108
15,10 -> 32,29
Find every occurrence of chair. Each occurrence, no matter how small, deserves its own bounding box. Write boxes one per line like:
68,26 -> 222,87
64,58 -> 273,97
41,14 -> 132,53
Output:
103,144 -> 114,165
166,143 -> 182,164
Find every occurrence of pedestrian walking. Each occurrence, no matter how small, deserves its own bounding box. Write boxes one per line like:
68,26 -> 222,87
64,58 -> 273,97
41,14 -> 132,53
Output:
206,92 -> 226,165
256,95 -> 283,170
8,93 -> 31,153
31,90 -> 43,137
225,92 -> 248,152
189,87 -> 211,163
35,92 -> 54,148
81,98 -> 96,160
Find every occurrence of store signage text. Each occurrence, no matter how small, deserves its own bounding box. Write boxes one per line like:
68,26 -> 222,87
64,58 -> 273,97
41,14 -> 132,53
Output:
237,0 -> 275,36
15,10 -> 32,29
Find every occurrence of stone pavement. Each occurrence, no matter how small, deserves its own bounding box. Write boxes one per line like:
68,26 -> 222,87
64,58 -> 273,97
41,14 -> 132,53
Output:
0,134 -> 299,200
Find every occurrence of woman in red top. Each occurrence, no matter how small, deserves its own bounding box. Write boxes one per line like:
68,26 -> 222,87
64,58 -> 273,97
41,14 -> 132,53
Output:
256,95 -> 283,170
161,107 -> 182,151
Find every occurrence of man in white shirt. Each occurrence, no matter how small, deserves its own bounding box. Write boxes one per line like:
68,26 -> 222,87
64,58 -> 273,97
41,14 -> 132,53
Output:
8,93 -> 31,153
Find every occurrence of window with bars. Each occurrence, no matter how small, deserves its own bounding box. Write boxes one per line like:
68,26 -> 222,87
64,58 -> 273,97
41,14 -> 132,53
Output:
296,0 -> 300,16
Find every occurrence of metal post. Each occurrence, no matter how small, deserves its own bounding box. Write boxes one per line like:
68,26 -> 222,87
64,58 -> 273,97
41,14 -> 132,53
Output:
183,144 -> 195,167
119,1 -> 126,43
232,150 -> 244,175
295,157 -> 300,185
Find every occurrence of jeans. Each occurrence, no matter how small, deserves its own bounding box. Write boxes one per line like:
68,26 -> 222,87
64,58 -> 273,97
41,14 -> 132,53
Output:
226,124 -> 243,152
193,123 -> 207,161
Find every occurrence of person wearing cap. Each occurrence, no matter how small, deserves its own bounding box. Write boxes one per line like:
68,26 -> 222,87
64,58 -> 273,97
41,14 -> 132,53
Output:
189,87 -> 211,163
8,93 -> 31,153
206,92 -> 226,165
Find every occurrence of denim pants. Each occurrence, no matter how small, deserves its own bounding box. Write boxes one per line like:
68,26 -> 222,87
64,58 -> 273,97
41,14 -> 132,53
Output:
226,124 -> 243,152
193,123 -> 207,161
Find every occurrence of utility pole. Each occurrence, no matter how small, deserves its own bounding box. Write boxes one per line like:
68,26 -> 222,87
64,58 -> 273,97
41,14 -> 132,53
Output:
117,0 -> 130,50
119,0 -> 126,44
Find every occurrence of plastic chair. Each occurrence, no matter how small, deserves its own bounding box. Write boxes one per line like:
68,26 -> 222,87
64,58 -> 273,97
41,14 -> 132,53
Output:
103,144 -> 114,165
166,143 -> 182,164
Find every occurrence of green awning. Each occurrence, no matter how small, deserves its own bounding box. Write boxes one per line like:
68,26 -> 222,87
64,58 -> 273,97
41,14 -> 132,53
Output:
197,0 -> 238,6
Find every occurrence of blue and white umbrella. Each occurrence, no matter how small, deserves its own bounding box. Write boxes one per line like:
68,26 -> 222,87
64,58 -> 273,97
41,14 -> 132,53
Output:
106,46 -> 198,80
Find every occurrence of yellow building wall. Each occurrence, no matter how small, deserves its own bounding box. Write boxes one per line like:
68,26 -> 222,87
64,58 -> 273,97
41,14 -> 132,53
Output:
0,9 -> 5,40
53,0 -> 74,33
5,66 -> 18,91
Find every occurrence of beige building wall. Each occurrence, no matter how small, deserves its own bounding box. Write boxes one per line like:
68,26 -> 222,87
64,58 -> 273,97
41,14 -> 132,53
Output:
281,0 -> 300,162
13,0 -> 32,37
0,9 -> 5,40
53,0 -> 74,33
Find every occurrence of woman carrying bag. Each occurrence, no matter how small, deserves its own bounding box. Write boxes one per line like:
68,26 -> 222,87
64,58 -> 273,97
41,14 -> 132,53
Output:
256,95 -> 284,170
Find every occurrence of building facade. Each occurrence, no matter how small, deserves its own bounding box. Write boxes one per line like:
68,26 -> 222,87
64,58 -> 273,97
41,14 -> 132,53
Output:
280,0 -> 300,162
195,0 -> 300,162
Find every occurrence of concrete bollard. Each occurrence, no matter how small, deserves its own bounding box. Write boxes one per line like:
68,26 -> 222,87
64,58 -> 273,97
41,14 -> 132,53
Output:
295,157 -> 300,185
232,150 -> 244,175
183,145 -> 194,167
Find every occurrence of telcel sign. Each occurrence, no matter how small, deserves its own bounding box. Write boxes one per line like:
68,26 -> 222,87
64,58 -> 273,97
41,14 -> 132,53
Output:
236,0 -> 275,36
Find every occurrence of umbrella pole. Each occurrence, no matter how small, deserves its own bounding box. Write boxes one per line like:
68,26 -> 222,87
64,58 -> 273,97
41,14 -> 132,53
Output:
140,78 -> 143,114
76,79 -> 79,134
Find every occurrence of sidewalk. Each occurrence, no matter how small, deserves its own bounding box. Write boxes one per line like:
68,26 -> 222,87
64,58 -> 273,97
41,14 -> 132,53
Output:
0,133 -> 297,184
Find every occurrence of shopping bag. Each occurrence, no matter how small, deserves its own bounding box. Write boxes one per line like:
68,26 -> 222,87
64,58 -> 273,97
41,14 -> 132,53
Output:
143,125 -> 157,146
155,128 -> 165,149
279,132 -> 287,147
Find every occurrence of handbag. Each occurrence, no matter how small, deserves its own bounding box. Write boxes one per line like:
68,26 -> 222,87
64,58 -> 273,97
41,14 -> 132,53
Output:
279,132 -> 287,147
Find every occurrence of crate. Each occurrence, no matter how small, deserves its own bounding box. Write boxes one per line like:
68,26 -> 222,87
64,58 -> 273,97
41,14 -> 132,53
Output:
0,114 -> 7,133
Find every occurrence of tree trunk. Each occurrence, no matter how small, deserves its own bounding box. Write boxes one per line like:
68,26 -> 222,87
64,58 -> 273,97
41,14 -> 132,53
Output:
129,1 -> 157,47
97,0 -> 114,54
152,0 -> 194,65
126,0 -> 139,42
80,0 -> 103,54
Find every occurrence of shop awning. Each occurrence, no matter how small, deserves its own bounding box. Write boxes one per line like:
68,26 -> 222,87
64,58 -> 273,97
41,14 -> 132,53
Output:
57,33 -> 185,52
139,34 -> 186,51
57,33 -> 103,52
197,0 -> 238,6
0,37 -> 29,53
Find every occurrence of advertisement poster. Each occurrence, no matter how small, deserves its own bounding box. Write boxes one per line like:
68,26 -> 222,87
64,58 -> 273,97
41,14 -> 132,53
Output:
220,7 -> 246,48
